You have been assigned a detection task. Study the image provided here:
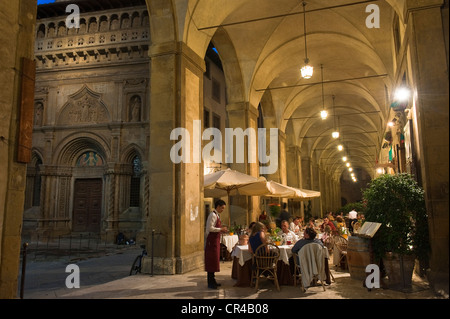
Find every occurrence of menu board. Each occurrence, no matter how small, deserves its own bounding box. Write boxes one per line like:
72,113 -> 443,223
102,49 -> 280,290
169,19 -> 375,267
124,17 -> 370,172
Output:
356,221 -> 382,238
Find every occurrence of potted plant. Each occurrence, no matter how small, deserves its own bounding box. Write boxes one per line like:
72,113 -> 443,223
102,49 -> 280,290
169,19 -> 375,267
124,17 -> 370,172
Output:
362,173 -> 430,291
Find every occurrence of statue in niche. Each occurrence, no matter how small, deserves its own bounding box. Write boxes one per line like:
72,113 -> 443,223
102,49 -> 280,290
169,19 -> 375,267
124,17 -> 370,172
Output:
130,96 -> 141,122
34,102 -> 43,126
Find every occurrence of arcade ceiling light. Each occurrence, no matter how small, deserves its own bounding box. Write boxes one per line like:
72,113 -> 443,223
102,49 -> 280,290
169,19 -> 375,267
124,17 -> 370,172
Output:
300,1 -> 313,79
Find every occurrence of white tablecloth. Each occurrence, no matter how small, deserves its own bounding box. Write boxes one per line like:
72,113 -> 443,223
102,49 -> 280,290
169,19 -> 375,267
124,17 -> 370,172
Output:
221,234 -> 239,253
231,244 -> 293,266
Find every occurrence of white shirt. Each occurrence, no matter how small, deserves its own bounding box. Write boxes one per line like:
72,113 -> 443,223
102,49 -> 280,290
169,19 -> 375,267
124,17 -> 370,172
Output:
278,230 -> 298,244
205,211 -> 221,239
290,222 -> 300,234
349,210 -> 358,219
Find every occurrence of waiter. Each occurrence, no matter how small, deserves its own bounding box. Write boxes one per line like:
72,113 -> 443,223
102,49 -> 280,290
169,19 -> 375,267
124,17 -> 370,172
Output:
205,199 -> 228,289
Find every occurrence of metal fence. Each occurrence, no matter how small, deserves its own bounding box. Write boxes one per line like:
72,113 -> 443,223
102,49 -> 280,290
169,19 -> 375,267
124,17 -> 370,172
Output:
21,231 -> 140,262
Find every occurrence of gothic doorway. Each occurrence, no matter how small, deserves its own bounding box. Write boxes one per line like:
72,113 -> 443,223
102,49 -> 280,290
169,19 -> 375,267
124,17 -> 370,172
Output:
73,178 -> 103,233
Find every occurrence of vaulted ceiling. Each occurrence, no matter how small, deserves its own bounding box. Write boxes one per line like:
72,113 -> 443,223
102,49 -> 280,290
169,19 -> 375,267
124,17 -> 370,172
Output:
181,0 -> 399,181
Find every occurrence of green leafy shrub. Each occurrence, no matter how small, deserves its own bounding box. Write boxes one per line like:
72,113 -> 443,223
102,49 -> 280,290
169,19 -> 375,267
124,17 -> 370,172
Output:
362,173 -> 430,267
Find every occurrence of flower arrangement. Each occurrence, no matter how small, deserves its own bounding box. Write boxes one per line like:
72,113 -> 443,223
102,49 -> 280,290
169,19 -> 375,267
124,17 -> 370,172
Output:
270,227 -> 282,245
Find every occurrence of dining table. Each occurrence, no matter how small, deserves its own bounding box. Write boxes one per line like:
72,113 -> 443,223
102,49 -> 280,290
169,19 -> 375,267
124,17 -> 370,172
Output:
220,234 -> 239,261
230,242 -> 331,287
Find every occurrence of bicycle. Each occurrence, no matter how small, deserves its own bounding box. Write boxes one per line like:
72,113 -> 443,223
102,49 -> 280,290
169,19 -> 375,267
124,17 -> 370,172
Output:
129,244 -> 147,275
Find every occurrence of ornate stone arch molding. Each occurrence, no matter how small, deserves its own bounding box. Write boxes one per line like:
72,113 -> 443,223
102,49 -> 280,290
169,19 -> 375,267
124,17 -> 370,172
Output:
53,133 -> 110,167
56,85 -> 111,126
145,0 -> 178,44
121,143 -> 145,164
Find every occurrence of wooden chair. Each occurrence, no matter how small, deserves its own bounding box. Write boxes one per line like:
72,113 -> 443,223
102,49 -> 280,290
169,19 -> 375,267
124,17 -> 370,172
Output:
250,243 -> 280,291
293,243 -> 327,291
333,235 -> 348,270
292,252 -> 306,292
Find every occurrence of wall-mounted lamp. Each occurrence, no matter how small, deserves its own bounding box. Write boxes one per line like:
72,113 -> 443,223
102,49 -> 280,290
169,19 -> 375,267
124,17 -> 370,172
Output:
394,87 -> 411,102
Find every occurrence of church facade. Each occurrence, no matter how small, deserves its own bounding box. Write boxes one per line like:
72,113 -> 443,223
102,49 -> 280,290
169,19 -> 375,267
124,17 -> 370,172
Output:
23,1 -> 151,241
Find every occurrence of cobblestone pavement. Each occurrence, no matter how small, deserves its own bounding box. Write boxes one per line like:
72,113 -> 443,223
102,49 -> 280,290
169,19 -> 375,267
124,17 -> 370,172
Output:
19,245 -> 446,301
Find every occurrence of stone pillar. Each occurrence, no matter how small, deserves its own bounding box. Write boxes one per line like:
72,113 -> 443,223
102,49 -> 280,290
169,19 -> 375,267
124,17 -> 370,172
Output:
0,0 -> 36,298
404,0 -> 449,294
311,161 -> 321,217
301,156 -> 312,189
286,146 -> 302,216
226,102 -> 261,225
145,42 -> 205,275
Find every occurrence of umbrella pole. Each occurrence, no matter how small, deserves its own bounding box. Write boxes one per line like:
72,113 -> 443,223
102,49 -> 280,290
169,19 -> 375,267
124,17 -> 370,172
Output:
228,191 -> 231,230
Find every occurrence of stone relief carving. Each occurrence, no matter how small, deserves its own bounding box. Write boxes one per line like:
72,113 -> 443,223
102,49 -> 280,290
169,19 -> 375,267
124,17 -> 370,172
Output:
57,86 -> 110,125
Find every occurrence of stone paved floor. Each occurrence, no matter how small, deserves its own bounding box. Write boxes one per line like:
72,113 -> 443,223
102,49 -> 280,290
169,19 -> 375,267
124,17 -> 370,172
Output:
20,246 -> 446,300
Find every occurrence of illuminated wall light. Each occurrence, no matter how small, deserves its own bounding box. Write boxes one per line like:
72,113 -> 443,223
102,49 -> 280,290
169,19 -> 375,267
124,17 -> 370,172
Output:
376,168 -> 384,174
394,87 -> 411,102
342,156 -> 347,162
332,131 -> 339,139
348,167 -> 353,172
346,162 -> 350,167
337,144 -> 343,151
387,121 -> 394,127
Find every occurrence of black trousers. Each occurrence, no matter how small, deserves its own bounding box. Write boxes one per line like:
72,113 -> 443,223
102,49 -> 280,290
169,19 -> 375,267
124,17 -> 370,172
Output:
207,272 -> 216,286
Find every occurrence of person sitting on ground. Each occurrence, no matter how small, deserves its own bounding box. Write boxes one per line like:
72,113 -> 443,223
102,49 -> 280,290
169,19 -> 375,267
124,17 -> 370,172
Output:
278,220 -> 298,245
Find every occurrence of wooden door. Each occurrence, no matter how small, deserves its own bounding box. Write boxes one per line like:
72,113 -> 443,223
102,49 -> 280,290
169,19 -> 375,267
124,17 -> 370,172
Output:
73,179 -> 102,232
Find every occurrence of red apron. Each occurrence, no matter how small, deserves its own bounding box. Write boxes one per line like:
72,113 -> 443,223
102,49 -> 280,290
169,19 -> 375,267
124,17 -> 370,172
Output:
204,212 -> 221,273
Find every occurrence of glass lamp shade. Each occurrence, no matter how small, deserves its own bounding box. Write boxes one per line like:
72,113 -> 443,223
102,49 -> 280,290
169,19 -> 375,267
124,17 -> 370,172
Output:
332,131 -> 339,139
342,156 -> 347,162
337,144 -> 344,151
320,110 -> 328,120
301,64 -> 314,79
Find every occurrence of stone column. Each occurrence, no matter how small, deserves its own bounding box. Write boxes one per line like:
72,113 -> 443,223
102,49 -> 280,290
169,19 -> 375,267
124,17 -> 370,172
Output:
225,102 -> 262,225
0,0 -> 36,298
286,146 -> 302,216
311,161 -> 321,217
145,42 -> 205,275
404,0 -> 449,294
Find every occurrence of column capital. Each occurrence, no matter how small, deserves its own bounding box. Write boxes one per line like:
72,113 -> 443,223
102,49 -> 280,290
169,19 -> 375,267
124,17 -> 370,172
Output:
226,101 -> 259,118
149,41 -> 206,73
404,0 -> 444,22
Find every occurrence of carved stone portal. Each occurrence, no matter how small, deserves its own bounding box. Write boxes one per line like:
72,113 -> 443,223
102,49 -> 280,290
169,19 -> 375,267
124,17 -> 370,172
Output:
57,86 -> 110,125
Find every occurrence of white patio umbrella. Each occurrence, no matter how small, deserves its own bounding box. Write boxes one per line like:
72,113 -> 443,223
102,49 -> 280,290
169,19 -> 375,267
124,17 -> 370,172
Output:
204,168 -> 270,226
265,181 -> 321,200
